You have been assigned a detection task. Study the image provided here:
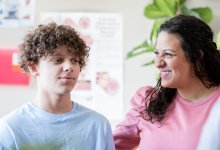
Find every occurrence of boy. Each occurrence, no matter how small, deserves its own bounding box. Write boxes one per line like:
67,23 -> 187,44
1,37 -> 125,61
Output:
0,23 -> 115,150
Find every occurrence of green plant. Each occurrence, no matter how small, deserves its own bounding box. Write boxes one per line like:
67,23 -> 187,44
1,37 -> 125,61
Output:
127,0 -> 213,66
217,32 -> 220,49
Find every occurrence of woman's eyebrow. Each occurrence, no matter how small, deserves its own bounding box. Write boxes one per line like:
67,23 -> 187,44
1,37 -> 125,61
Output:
154,48 -> 176,52
164,49 -> 177,53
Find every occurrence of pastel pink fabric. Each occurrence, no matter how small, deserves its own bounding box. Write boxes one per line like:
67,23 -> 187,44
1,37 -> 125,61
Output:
113,86 -> 220,150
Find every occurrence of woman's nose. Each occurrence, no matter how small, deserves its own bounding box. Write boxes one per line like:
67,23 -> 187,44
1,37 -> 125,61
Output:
154,57 -> 165,68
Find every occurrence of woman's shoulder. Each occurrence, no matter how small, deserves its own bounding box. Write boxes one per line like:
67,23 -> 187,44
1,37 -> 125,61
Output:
130,86 -> 153,112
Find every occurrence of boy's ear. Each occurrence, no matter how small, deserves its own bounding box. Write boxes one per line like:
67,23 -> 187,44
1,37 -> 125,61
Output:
28,61 -> 39,76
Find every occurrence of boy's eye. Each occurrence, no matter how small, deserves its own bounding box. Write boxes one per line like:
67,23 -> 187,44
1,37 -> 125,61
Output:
52,58 -> 63,63
71,59 -> 80,64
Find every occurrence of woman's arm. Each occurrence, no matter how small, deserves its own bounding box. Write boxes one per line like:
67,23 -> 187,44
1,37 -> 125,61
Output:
113,86 -> 152,150
113,108 -> 141,150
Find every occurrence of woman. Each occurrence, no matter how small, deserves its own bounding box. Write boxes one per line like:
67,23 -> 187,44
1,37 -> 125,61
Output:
113,15 -> 220,150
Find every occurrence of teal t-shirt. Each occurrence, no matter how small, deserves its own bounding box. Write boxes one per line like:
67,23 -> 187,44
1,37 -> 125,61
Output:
0,102 -> 115,150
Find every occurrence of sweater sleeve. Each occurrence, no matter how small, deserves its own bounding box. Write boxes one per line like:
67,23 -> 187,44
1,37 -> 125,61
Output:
113,86 -> 152,150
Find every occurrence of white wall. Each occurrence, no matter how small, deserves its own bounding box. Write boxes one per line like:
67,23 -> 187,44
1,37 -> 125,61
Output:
0,0 -> 220,122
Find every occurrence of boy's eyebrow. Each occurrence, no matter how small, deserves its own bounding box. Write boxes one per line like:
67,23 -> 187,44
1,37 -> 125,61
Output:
51,53 -> 79,59
51,53 -> 67,57
52,52 -> 62,56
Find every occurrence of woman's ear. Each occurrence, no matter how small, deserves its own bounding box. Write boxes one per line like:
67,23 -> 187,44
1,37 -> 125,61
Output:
28,61 -> 39,76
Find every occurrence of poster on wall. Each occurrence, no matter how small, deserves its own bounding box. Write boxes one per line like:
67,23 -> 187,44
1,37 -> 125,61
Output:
40,12 -> 123,121
0,0 -> 35,27
0,49 -> 30,85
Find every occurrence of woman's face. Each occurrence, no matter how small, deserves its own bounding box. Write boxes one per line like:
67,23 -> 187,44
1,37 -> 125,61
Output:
154,31 -> 197,89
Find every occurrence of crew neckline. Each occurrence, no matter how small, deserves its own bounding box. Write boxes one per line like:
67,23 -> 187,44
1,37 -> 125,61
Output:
176,86 -> 220,106
27,101 -> 77,119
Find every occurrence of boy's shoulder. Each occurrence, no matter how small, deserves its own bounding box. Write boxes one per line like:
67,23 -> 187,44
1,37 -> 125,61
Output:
1,103 -> 29,123
0,104 -> 28,129
0,103 -> 29,145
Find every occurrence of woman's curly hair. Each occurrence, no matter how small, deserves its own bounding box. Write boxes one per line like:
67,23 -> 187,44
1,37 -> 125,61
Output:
145,15 -> 220,123
18,22 -> 89,72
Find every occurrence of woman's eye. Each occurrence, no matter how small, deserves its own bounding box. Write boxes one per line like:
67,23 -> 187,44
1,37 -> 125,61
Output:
164,53 -> 174,57
154,51 -> 159,56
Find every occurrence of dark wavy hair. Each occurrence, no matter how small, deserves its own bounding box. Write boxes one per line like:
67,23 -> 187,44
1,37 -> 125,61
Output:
18,22 -> 89,72
145,15 -> 220,123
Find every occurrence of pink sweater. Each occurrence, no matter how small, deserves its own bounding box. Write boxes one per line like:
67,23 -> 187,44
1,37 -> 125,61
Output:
113,86 -> 220,150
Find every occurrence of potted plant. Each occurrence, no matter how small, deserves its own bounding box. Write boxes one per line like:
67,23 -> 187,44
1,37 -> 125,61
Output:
126,0 -> 214,66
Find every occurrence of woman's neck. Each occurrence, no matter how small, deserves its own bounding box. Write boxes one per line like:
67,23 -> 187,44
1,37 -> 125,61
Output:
177,83 -> 216,102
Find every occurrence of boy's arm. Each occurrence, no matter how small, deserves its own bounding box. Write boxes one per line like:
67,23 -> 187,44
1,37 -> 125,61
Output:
0,143 -> 11,150
104,121 -> 116,150
0,120 -> 16,150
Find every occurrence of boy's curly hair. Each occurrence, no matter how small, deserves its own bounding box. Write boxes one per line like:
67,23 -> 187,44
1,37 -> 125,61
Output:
18,22 -> 89,72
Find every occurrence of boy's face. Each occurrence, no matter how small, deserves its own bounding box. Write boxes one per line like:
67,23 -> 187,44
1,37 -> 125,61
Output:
33,46 -> 81,95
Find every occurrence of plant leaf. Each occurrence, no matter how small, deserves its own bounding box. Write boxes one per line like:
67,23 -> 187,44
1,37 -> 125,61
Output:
180,4 -> 197,16
150,19 -> 165,41
191,7 -> 213,23
179,0 -> 186,5
144,0 -> 178,19
154,0 -> 177,16
144,4 -> 167,19
142,59 -> 154,66
132,40 -> 149,50
126,41 -> 154,59
217,32 -> 220,50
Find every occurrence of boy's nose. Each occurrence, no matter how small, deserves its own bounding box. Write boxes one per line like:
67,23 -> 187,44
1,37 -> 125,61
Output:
64,61 -> 74,72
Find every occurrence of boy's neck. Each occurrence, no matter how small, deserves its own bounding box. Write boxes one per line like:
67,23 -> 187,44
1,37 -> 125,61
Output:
32,93 -> 74,114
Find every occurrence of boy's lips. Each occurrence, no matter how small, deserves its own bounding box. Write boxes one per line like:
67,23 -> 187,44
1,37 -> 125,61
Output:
58,76 -> 75,80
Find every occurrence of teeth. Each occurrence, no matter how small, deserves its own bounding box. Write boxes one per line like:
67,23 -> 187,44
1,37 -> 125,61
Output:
161,71 -> 171,75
